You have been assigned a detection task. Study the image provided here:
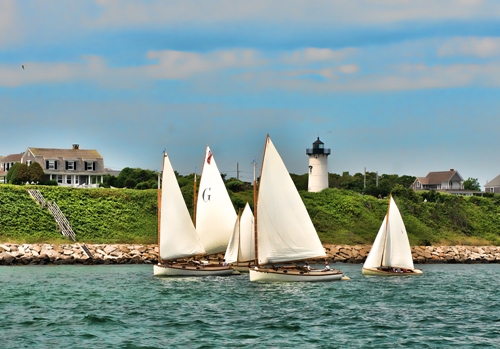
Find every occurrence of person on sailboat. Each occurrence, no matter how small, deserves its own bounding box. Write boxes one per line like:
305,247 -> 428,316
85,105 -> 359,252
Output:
321,261 -> 331,272
304,262 -> 311,271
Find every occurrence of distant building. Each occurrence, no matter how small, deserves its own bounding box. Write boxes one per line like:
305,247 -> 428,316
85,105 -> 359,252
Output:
21,144 -> 106,187
484,174 -> 500,193
1,144 -> 110,187
411,169 -> 464,191
0,155 -> 5,183
0,153 -> 23,172
411,170 -> 481,196
306,137 -> 330,192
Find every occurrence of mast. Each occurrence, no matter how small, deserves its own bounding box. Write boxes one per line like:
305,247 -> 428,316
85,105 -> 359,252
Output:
380,193 -> 392,267
236,207 -> 242,265
253,134 -> 268,267
158,151 -> 165,264
253,157 -> 258,266
193,170 -> 197,226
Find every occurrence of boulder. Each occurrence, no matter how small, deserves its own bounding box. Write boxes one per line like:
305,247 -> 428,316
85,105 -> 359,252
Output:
104,245 -> 117,254
0,252 -> 15,264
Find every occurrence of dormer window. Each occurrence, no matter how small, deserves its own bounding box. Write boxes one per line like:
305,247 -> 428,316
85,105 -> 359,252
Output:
46,160 -> 58,170
85,161 -> 96,171
66,161 -> 76,170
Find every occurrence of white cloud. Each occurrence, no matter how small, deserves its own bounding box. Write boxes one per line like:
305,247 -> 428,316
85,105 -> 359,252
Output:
0,0 -> 21,46
3,44 -> 500,93
282,48 -> 356,65
0,56 -> 108,87
145,49 -> 264,79
87,0 -> 500,29
438,37 -> 500,58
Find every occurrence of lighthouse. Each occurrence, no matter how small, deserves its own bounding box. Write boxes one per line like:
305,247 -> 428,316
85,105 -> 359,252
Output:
306,137 -> 330,192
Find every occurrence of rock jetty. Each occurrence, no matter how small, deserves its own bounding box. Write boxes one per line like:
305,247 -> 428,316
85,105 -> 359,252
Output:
0,243 -> 499,265
323,244 -> 500,264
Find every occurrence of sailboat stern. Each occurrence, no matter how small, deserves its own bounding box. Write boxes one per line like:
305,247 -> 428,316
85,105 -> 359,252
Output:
154,263 -> 234,277
361,267 -> 423,276
249,267 -> 344,282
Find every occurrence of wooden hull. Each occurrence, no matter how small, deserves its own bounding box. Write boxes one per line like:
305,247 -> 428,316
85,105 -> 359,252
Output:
362,267 -> 423,276
154,263 -> 234,277
249,267 -> 344,282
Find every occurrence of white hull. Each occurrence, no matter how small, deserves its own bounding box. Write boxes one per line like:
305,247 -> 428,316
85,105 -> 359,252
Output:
154,264 -> 234,277
362,267 -> 423,276
249,268 -> 344,282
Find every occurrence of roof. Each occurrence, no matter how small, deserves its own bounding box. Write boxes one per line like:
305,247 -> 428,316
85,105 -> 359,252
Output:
485,174 -> 500,187
417,170 -> 462,185
313,137 -> 324,145
28,147 -> 102,159
1,153 -> 23,162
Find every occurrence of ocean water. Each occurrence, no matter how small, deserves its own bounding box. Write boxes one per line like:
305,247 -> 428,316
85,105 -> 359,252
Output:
0,264 -> 499,349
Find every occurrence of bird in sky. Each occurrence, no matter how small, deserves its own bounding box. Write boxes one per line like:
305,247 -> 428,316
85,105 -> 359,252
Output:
22,65 -> 25,69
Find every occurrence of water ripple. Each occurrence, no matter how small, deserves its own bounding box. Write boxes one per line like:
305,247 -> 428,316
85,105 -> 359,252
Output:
0,264 -> 499,348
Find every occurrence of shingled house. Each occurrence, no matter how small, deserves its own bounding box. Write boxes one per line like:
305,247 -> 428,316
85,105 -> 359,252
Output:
19,144 -> 105,187
0,153 -> 23,183
484,174 -> 500,193
0,153 -> 23,172
410,169 -> 464,191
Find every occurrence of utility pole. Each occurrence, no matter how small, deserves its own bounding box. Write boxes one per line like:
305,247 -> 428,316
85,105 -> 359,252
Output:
237,162 -> 239,180
376,171 -> 379,187
364,167 -> 366,189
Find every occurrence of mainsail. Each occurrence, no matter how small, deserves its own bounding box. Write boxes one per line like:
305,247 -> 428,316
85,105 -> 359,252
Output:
256,136 -> 326,265
225,203 -> 255,264
196,146 -> 237,255
363,195 -> 414,270
159,152 -> 205,261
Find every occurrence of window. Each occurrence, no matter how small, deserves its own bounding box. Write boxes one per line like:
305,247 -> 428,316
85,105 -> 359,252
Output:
85,161 -> 95,171
66,161 -> 75,170
26,160 -> 32,166
66,176 -> 72,184
46,160 -> 58,170
57,175 -> 63,184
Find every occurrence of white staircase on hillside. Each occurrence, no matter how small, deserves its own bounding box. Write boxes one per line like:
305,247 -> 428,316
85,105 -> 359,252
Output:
27,189 -> 93,258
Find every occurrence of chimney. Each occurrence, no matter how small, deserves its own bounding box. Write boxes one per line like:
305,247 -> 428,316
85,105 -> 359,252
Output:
450,168 -> 454,171
72,144 -> 79,150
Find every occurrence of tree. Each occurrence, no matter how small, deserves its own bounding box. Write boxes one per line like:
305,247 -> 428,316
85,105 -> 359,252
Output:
463,177 -> 481,191
10,163 -> 29,184
28,162 -> 45,184
6,163 -> 20,183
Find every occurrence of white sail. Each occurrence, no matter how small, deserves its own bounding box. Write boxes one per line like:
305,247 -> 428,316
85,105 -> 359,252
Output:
256,136 -> 326,265
363,196 -> 414,270
196,146 -> 237,255
224,203 -> 254,264
159,153 -> 205,261
363,214 -> 387,269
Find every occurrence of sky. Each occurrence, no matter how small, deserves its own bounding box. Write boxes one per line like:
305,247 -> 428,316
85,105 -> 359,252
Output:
1,0 -> 500,187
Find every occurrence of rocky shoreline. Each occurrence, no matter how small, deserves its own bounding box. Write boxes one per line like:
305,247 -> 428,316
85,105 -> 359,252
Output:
0,243 -> 500,265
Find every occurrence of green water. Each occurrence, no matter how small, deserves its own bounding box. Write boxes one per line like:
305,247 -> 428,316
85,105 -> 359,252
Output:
0,264 -> 498,348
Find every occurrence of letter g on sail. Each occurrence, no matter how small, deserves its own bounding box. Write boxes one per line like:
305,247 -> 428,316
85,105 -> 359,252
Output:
202,187 -> 212,202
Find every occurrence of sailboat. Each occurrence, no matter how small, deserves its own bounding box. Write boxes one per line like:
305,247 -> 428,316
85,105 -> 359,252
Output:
153,151 -> 233,277
224,203 -> 255,272
196,145 -> 237,256
362,194 -> 423,276
249,135 -> 344,282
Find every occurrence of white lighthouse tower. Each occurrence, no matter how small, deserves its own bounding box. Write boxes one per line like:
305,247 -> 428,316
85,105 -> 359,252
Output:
306,137 -> 330,192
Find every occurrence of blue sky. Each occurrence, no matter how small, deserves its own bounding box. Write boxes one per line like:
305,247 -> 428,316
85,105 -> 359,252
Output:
2,0 -> 500,187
